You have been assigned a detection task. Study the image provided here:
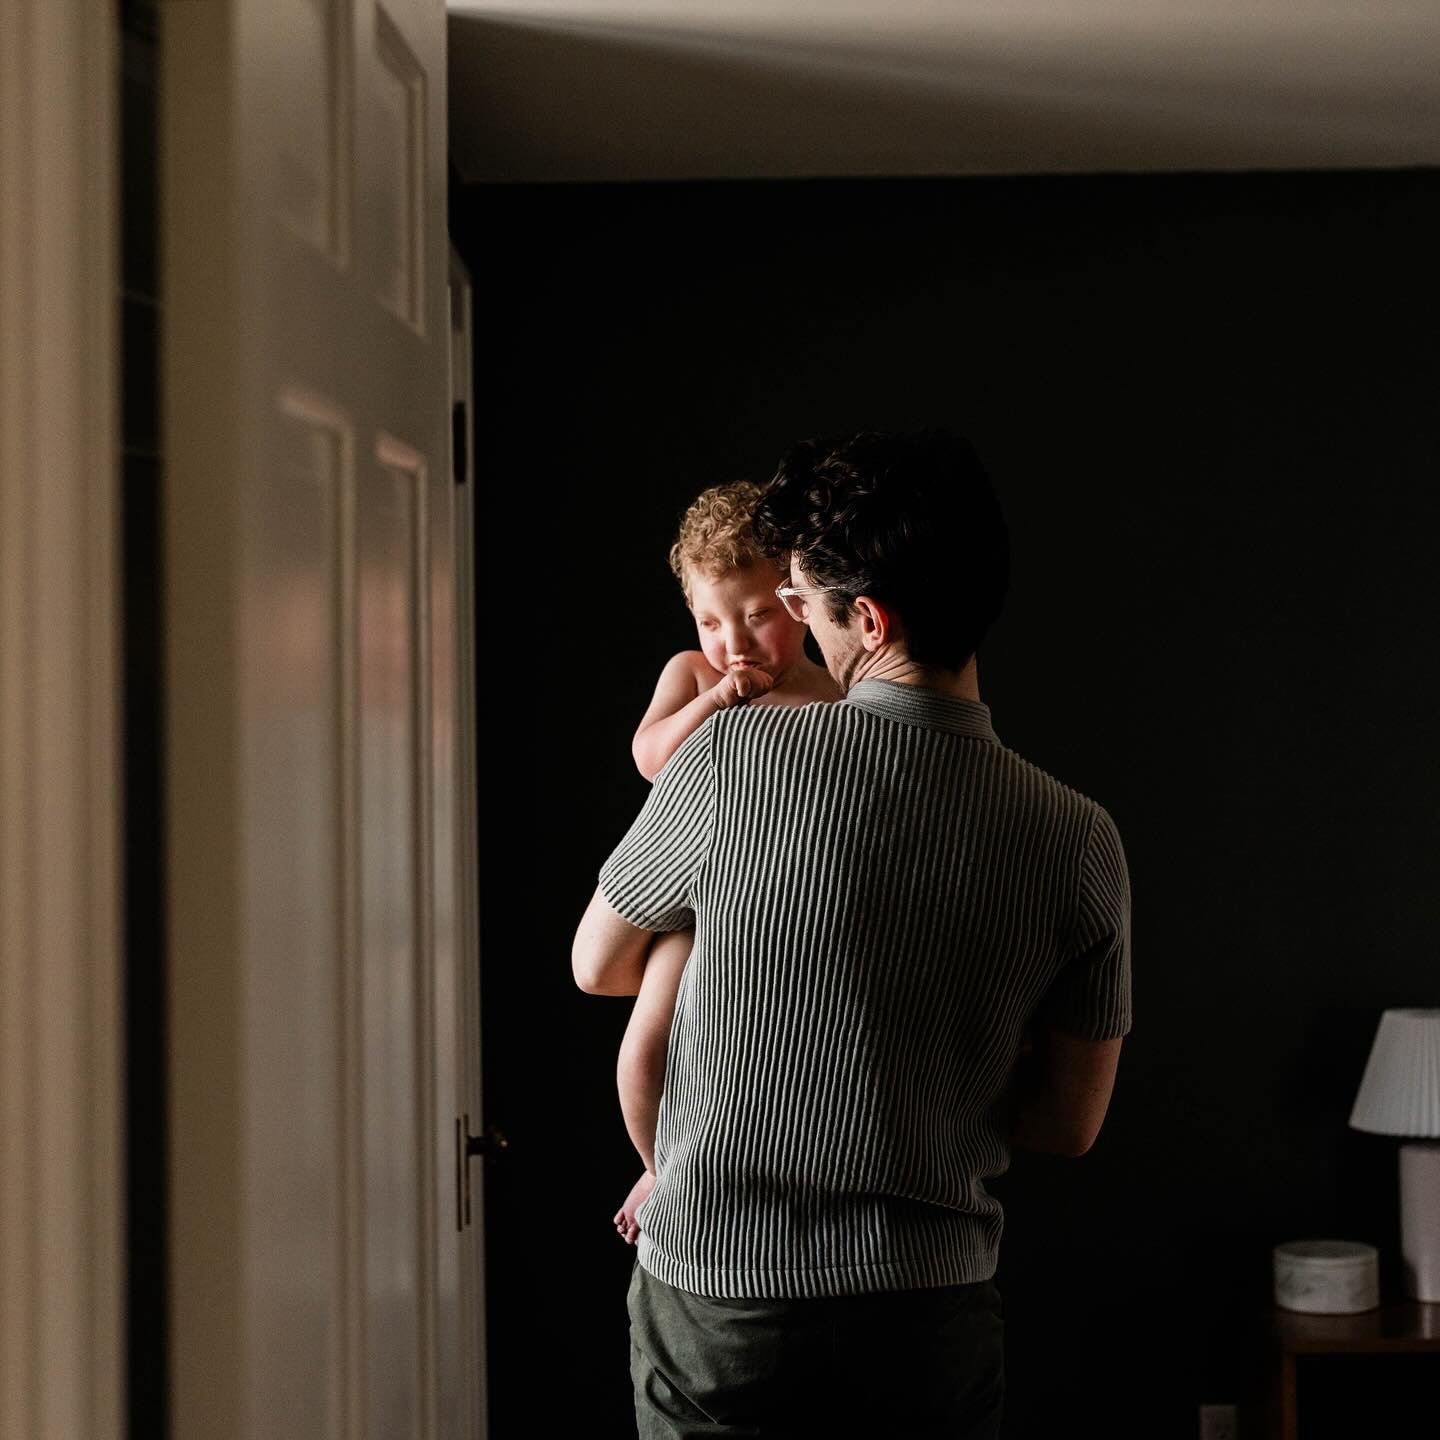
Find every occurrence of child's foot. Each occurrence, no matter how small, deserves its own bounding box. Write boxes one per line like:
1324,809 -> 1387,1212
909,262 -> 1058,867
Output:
613,1171 -> 657,1245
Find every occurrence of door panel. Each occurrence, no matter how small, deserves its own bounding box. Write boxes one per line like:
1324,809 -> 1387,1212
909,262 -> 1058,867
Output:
243,397 -> 348,1440
163,2 -> 462,1436
358,455 -> 422,1440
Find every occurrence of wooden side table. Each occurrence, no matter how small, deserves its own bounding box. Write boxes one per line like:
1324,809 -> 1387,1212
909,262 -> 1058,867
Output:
1266,1303 -> 1440,1439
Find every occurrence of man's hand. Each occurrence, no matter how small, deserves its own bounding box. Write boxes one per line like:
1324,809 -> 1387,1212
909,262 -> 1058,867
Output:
709,666 -> 775,710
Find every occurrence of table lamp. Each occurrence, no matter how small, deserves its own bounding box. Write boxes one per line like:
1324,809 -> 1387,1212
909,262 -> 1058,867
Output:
1348,1008 -> 1440,1302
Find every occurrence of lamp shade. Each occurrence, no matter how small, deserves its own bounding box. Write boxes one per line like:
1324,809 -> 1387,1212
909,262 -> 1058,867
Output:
1349,1008 -> 1440,1137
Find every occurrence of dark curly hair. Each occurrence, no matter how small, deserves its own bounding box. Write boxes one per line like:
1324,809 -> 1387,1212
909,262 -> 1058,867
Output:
750,429 -> 1009,673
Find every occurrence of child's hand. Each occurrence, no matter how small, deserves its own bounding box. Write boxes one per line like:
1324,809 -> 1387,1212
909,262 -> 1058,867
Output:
710,667 -> 775,710
614,1170 -> 657,1245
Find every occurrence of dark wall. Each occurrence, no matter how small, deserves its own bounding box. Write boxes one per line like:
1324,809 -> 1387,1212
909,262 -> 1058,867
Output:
121,2 -> 169,1436
452,169 -> 1440,1439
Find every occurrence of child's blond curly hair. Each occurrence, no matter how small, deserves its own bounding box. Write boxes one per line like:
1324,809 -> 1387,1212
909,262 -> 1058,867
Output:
668,480 -> 767,603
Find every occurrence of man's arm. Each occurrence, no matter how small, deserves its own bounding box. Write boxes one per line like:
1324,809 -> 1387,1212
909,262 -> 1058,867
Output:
1004,1024 -> 1123,1157
572,886 -> 655,996
1006,802 -> 1131,1156
586,715 -> 714,990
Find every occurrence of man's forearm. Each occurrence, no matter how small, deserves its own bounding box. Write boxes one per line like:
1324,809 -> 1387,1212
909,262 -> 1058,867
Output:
1002,1050 -> 1091,1158
1008,1099 -> 1088,1158
1002,1026 -> 1122,1157
572,888 -> 654,995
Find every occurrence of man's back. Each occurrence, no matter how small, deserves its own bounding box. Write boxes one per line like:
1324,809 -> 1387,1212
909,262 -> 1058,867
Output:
599,676 -> 1132,1301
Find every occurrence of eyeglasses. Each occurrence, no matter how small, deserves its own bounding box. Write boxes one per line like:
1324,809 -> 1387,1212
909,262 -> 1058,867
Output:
774,581 -> 843,623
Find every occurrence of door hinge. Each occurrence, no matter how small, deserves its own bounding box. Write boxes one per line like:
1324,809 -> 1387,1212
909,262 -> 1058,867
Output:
451,402 -> 468,485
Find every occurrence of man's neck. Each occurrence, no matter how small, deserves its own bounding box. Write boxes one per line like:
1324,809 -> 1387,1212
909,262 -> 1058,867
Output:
849,651 -> 980,702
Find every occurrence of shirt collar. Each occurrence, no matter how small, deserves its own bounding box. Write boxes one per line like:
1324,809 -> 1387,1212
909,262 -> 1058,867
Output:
843,677 -> 999,742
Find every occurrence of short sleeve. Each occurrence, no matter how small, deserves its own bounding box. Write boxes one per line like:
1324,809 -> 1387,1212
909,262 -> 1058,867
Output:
1039,803 -> 1133,1040
597,719 -> 716,932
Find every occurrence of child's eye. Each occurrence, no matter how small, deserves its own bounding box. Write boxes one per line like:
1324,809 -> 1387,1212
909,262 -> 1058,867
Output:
749,609 -> 772,621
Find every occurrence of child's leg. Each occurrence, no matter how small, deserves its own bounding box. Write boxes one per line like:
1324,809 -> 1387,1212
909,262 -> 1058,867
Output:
613,927 -> 692,1244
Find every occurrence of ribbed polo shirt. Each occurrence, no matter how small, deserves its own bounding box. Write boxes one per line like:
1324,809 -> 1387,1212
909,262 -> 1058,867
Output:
598,677 -> 1132,1300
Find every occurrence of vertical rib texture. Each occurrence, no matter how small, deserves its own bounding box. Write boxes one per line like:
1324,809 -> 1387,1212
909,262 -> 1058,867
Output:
598,678 -> 1132,1299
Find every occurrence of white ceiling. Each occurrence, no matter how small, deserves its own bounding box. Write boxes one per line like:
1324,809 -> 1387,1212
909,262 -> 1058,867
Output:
447,1 -> 1440,183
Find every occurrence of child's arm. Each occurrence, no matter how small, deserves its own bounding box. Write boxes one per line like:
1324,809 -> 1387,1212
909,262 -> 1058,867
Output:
616,928 -> 692,1175
632,652 -> 772,781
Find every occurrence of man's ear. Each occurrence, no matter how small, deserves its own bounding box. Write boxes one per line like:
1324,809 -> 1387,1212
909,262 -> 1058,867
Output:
853,595 -> 900,652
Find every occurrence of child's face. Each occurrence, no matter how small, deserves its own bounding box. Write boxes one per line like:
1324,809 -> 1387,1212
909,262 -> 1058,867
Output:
687,562 -> 808,681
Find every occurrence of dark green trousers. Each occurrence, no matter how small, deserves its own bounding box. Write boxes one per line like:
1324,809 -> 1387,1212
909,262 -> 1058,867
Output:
627,1259 -> 1004,1439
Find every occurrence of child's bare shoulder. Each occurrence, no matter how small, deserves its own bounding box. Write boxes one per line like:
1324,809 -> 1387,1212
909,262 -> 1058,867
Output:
659,649 -> 721,692
772,657 -> 841,706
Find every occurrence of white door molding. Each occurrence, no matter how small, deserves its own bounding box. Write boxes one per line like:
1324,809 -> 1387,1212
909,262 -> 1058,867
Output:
448,245 -> 489,1440
0,3 -> 124,1440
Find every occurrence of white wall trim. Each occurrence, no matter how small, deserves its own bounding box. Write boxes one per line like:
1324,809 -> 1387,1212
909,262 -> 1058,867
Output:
0,2 -> 124,1438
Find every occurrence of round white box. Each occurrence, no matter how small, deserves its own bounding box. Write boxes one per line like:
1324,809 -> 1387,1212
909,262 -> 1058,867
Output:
1273,1240 -> 1379,1314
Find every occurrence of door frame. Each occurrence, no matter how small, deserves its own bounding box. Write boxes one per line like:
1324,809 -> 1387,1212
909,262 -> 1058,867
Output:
0,3 -> 124,1440
448,245 -> 489,1440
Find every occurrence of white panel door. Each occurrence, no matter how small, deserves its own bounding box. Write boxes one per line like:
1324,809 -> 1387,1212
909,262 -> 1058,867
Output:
161,3 -> 464,1438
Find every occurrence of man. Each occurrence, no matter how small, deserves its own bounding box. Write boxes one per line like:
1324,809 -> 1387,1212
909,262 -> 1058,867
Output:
573,429 -> 1132,1439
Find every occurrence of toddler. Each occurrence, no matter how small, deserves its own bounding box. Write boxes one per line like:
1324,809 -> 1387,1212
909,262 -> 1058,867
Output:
612,480 -> 839,1244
